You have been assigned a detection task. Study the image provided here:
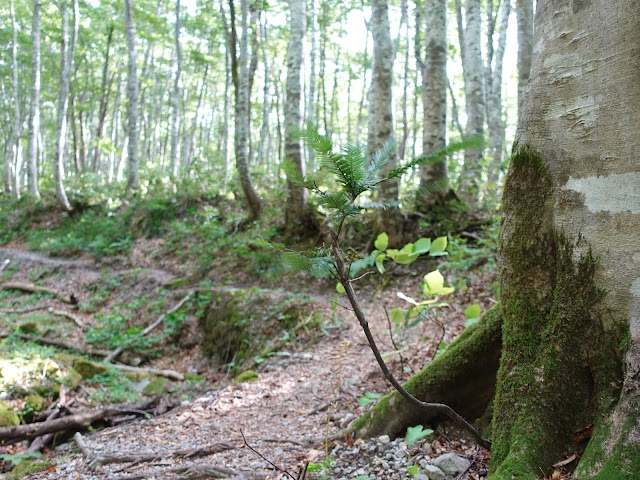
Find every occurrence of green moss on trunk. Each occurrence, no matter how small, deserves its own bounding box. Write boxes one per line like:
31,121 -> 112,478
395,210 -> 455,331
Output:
351,306 -> 502,439
489,146 -> 626,479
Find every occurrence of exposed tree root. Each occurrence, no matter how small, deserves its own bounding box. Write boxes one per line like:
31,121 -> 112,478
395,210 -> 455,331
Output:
349,307 -> 502,440
0,281 -> 78,304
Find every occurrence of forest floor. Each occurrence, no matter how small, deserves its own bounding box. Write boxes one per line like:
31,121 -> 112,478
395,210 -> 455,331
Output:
0,236 -> 497,480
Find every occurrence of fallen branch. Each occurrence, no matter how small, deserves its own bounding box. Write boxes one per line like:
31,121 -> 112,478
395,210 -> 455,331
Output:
0,397 -> 175,442
0,281 -> 77,304
0,259 -> 9,273
78,442 -> 236,467
107,362 -> 184,381
104,463 -> 237,480
0,331 -> 111,357
50,308 -> 86,328
0,304 -> 54,314
105,292 -> 193,363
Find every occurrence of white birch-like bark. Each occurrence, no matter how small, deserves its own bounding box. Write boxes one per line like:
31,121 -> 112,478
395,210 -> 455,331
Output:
27,0 -> 41,198
54,0 -> 78,211
306,0 -> 317,168
516,0 -> 534,118
258,17 -> 270,167
284,0 -> 308,228
6,0 -> 21,196
487,0 -> 510,169
231,0 -> 262,219
124,0 -> 139,192
418,0 -> 448,210
169,0 -> 182,180
370,0 -> 401,244
460,0 -> 484,200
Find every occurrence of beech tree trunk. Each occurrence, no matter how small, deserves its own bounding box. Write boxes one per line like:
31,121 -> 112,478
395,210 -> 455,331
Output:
6,0 -> 21,197
124,0 -> 140,192
457,0 -> 485,203
370,0 -> 402,246
306,0 -> 317,169
284,0 -> 309,230
169,0 -> 183,180
53,0 -> 77,212
417,0 -> 448,210
356,3 -> 640,479
27,0 -> 42,198
229,0 -> 262,220
516,0 -> 533,119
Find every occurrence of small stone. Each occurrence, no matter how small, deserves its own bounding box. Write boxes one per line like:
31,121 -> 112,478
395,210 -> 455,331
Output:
423,464 -> 446,480
431,453 -> 470,476
378,434 -> 391,444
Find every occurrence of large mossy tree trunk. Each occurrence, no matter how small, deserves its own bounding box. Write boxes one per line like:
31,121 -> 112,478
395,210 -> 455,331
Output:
353,2 -> 640,478
491,1 -> 640,478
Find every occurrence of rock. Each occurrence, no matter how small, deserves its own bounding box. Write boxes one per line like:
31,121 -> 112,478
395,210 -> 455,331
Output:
431,452 -> 470,476
378,434 -> 391,444
422,464 -> 446,480
62,368 -> 83,389
73,359 -> 108,380
142,377 -> 167,395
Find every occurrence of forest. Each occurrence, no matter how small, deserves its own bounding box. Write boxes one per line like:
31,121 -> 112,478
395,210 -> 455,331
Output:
0,0 -> 639,480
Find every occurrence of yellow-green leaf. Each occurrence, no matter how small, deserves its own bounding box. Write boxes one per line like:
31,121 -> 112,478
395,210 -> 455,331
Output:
375,254 -> 386,274
412,238 -> 431,255
336,282 -> 345,294
429,236 -> 448,256
374,232 -> 389,251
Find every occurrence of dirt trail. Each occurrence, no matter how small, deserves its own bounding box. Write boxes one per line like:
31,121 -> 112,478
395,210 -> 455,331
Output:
1,247 -> 476,480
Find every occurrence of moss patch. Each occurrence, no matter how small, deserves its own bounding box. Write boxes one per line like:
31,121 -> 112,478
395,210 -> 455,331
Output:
234,370 -> 259,384
142,377 -> 167,395
0,400 -> 20,426
73,359 -> 109,380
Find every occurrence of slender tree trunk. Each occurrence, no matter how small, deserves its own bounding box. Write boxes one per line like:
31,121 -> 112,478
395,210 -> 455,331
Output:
319,1 -> 328,133
6,0 -> 21,196
92,24 -> 114,173
487,0 -> 510,179
257,17 -> 270,167
457,0 -> 485,204
356,20 -> 371,143
169,0 -> 182,180
516,0 -> 534,120
229,0 -> 262,220
54,0 -> 78,211
417,0 -> 448,211
399,0 -> 410,161
107,73 -> 122,184
284,0 -> 308,230
306,0 -> 317,168
27,0 -> 42,198
124,0 -> 139,192
370,0 -> 401,245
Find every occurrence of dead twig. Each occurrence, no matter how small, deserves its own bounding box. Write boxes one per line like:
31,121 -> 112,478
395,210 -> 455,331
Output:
0,259 -> 9,273
50,308 -> 86,328
0,304 -> 54,314
383,302 -> 406,377
105,292 -> 193,363
104,463 -> 237,480
241,430 -> 297,480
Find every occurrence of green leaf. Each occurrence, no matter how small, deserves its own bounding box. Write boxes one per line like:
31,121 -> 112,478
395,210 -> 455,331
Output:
336,282 -> 345,294
281,252 -> 312,272
374,232 -> 389,251
405,425 -> 434,445
412,238 -> 431,255
375,253 -> 386,274
465,317 -> 480,327
358,391 -> 381,407
393,253 -> 417,265
423,270 -> 455,297
464,304 -> 481,319
407,465 -> 419,476
389,308 -> 406,325
429,236 -> 448,256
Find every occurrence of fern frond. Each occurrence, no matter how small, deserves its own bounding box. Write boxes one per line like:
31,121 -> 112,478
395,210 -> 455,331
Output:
280,158 -> 315,189
298,122 -> 332,155
359,201 -> 401,211
388,136 -> 484,179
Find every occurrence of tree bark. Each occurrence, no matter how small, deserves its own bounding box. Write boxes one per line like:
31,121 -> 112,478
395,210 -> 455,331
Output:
284,0 -> 309,231
124,0 -> 140,192
54,0 -> 78,212
490,2 -> 640,477
6,0 -> 21,197
306,0 -> 317,168
370,0 -> 402,246
515,0 -> 533,120
417,0 -> 448,211
169,0 -> 183,180
229,0 -> 262,220
27,0 -> 42,199
457,0 -> 485,204
92,24 -> 114,174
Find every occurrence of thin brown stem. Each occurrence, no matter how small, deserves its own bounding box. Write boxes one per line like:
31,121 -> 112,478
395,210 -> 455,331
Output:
330,231 -> 491,449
